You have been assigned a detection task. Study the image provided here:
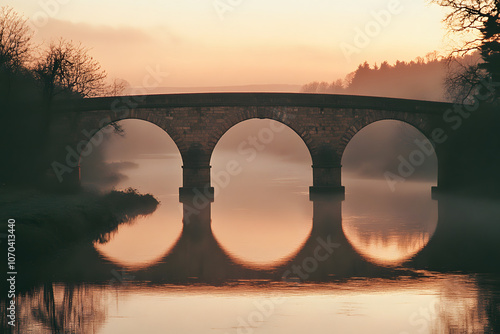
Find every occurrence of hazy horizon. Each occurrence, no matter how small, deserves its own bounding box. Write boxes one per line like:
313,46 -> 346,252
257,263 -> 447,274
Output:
4,0 -> 452,89
127,83 -> 302,94
4,1 -> 500,333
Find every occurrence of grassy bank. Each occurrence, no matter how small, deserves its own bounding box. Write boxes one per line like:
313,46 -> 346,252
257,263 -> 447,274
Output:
0,187 -> 159,262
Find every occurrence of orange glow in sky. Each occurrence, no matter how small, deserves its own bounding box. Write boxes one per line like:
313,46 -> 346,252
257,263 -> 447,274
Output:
5,0 -> 451,88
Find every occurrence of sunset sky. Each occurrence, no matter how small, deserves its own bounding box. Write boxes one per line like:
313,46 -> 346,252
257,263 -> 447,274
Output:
5,0 -> 449,89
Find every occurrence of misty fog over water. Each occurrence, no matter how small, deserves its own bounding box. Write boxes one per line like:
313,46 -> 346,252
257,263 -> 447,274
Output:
45,118 -> 485,334
82,118 -> 438,269
6,116 -> 499,333
4,0 -> 500,332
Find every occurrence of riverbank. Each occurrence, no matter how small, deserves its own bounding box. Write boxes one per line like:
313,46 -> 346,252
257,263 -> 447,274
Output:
0,187 -> 159,262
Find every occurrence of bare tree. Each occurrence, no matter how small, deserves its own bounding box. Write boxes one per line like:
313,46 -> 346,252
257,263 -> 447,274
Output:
0,6 -> 33,71
444,52 -> 485,102
301,81 -> 320,93
0,6 -> 34,105
35,38 -> 107,103
301,80 -> 346,94
104,78 -> 130,97
433,0 -> 500,101
34,38 -> 111,156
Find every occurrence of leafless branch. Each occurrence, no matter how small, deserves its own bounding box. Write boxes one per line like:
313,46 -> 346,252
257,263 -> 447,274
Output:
0,6 -> 33,71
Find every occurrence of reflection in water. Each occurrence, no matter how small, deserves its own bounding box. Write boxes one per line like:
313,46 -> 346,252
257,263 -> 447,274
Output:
6,272 -> 499,334
6,119 -> 500,333
410,195 -> 500,273
91,156 -> 183,269
432,277 -> 486,333
84,119 -> 184,269
342,178 -> 438,266
4,191 -> 500,333
210,153 -> 313,269
94,204 -> 182,269
211,119 -> 313,268
6,284 -> 107,334
341,120 -> 438,267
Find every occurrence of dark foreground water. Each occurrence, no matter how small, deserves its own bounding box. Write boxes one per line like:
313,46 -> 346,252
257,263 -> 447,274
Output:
3,154 -> 500,334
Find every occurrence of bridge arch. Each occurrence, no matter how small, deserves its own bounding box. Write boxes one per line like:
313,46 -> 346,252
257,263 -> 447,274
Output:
206,110 -> 315,166
340,119 -> 439,266
201,107 -> 345,201
47,93 -> 451,198
73,111 -> 184,165
76,118 -> 184,190
338,112 -> 437,160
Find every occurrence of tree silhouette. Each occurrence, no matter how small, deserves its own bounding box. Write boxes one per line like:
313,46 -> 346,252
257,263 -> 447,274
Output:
301,55 -> 448,102
433,0 -> 500,101
0,7 -> 124,187
0,6 -> 32,71
0,6 -> 33,105
32,39 -> 110,179
34,38 -> 107,103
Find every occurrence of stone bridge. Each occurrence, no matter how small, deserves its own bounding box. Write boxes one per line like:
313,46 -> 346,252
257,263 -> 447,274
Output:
48,93 -> 456,200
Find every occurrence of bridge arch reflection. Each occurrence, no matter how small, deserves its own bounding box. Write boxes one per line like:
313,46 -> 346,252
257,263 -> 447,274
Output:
82,119 -> 184,268
132,198 -> 404,282
341,120 -> 438,266
40,195 -> 446,284
209,118 -> 313,268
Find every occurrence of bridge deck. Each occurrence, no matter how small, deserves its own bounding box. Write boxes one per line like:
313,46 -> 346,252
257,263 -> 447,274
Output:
54,93 -> 452,114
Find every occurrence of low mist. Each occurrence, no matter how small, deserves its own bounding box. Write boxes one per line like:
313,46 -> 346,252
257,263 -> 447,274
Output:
80,117 -> 438,190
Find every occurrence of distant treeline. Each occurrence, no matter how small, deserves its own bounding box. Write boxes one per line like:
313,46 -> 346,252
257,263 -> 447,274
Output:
303,52 -> 500,197
301,52 -> 481,102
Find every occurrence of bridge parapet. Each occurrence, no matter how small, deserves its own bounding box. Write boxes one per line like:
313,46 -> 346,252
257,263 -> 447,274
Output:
47,93 -> 451,199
